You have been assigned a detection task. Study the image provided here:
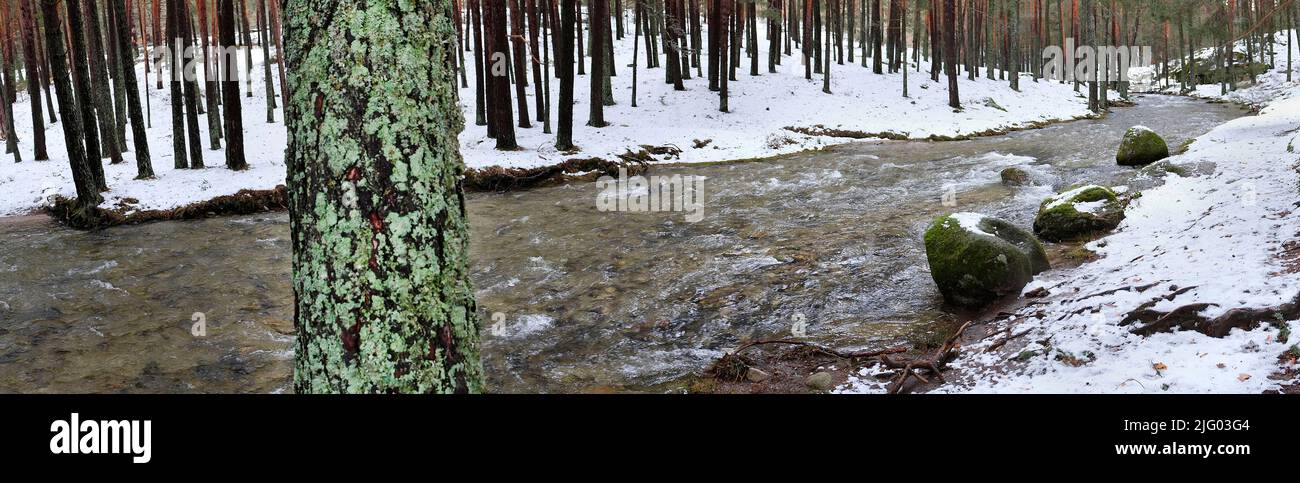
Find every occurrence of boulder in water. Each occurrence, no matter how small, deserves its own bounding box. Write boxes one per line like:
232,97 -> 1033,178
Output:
924,213 -> 1050,307
1116,126 -> 1170,166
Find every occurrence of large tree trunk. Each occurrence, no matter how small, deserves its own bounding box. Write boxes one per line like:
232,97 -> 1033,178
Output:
113,0 -> 154,178
42,0 -> 103,224
220,0 -> 248,169
485,0 -> 517,148
285,0 -> 485,394
587,0 -> 607,126
943,0 -> 959,109
68,0 -> 108,188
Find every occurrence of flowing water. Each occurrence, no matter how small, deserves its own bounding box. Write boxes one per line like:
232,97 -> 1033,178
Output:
0,95 -> 1247,393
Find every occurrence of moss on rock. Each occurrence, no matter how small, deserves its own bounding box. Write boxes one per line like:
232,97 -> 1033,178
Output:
1032,185 -> 1125,242
924,213 -> 1050,307
1116,126 -> 1170,166
1000,167 -> 1031,186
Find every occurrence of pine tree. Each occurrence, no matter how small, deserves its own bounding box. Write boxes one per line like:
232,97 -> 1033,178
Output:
113,0 -> 154,178
220,0 -> 248,169
19,0 -> 46,160
555,0 -> 575,149
588,0 -> 608,126
286,0 -> 485,394
167,0 -> 188,169
42,0 -> 102,225
84,0 -> 123,165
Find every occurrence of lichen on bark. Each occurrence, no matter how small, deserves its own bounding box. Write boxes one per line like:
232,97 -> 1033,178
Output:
286,0 -> 484,393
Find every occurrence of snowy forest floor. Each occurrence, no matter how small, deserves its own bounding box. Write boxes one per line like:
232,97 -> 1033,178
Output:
834,33 -> 1300,394
0,18 -> 1095,217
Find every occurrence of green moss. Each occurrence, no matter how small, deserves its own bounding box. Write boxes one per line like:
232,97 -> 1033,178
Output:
1033,186 -> 1125,242
924,214 -> 1049,307
1116,127 -> 1170,166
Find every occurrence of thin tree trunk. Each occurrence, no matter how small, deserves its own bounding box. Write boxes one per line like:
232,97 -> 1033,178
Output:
19,0 -> 46,160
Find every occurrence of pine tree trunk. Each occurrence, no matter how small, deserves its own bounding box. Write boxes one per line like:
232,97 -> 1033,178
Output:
285,0 -> 485,394
43,0 -> 103,221
556,0 -> 574,149
167,0 -> 188,168
485,0 -> 517,148
112,0 -> 154,178
219,0 -> 248,169
19,0 -> 46,160
68,0 -> 108,188
180,0 -> 206,168
509,0 -> 530,127
84,0 -> 123,165
588,0 -> 607,126
943,0 -> 959,109
199,0 -> 225,148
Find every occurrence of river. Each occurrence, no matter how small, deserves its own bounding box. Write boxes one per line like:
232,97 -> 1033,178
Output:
0,94 -> 1248,393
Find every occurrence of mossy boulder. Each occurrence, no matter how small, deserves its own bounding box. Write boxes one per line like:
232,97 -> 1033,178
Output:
924,213 -> 1050,307
1116,126 -> 1170,166
1032,185 -> 1125,242
1000,167 -> 1032,186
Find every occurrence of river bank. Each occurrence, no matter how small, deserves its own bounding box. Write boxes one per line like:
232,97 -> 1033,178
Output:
832,58 -> 1300,394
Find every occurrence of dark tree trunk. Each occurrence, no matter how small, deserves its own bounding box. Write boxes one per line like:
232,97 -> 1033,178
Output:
508,0 -> 530,128
588,0 -> 607,126
43,0 -> 103,223
180,0 -> 206,168
18,0 -> 46,160
556,0 -> 574,149
286,0 -> 485,394
470,0 -> 487,126
199,0 -> 225,147
220,0 -> 248,169
485,0 -> 517,148
944,0 -> 959,109
84,0 -> 123,165
113,0 -> 154,178
69,0 -> 107,188
167,0 -> 188,168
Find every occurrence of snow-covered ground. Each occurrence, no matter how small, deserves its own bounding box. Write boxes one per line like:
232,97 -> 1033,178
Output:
0,18 -> 1093,216
841,32 -> 1300,394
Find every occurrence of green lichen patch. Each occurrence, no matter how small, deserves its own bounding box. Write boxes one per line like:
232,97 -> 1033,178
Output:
1033,185 -> 1125,242
924,213 -> 1050,308
1116,126 -> 1170,166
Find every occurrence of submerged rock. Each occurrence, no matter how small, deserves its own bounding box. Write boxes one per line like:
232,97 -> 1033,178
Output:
1000,167 -> 1032,186
1116,126 -> 1170,166
1032,185 -> 1125,242
924,213 -> 1050,308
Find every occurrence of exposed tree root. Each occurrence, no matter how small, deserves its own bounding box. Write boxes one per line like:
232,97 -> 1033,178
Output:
48,186 -> 289,229
1127,295 -> 1298,337
463,156 -> 649,191
879,322 -> 972,394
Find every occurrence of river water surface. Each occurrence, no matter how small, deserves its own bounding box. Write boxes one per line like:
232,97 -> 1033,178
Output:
0,95 -> 1247,393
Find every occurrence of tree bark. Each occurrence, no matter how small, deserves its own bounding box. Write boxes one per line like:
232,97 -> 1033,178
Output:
556,0 -> 574,149
113,0 -> 154,178
285,0 -> 485,394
